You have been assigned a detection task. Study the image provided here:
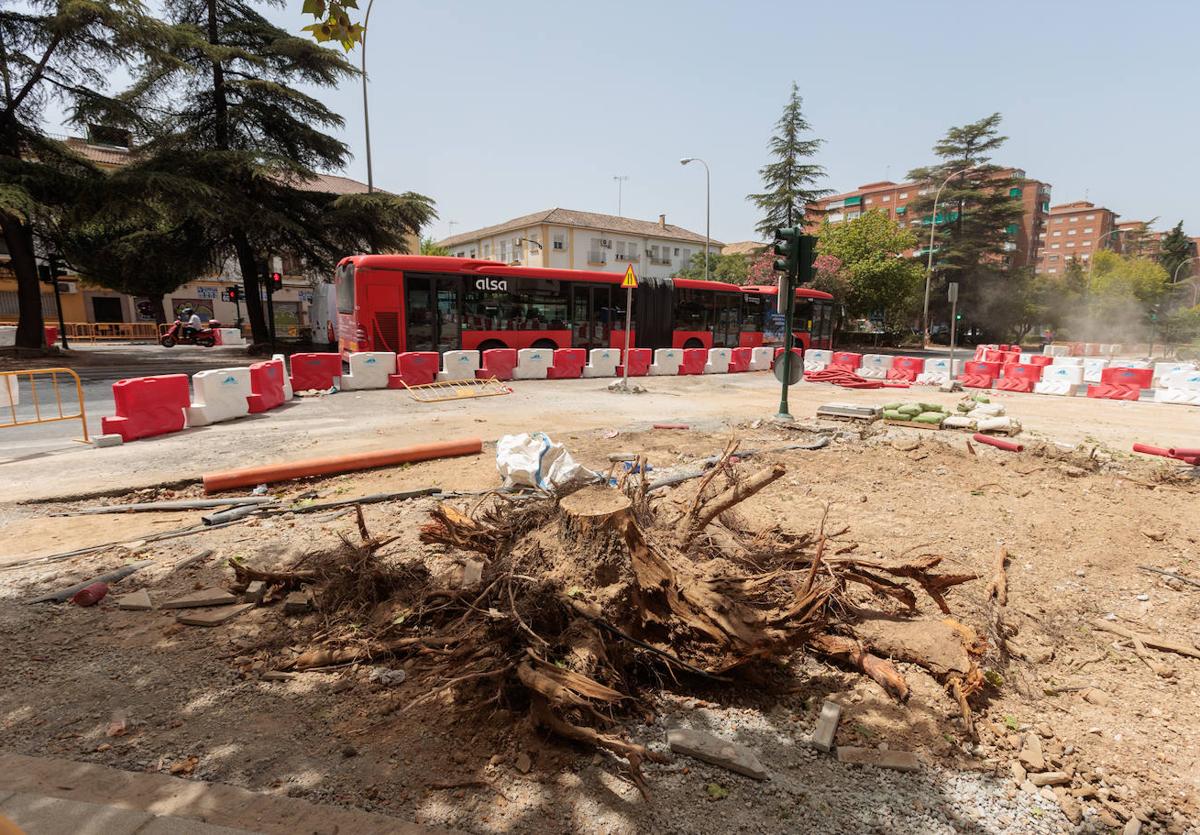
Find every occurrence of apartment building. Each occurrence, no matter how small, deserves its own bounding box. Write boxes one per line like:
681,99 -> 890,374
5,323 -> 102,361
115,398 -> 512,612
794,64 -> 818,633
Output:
1114,220 -> 1166,259
807,169 -> 1052,268
437,208 -> 721,280
1035,201 -> 1120,274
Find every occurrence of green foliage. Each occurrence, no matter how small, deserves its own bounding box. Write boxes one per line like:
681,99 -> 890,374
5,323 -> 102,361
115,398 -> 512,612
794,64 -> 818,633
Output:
420,236 -> 450,256
0,0 -> 172,347
1159,221 -> 1193,283
815,210 -> 922,328
747,82 -> 830,238
1160,305 -> 1200,346
906,113 -> 1026,330
676,252 -> 749,284
1089,250 -> 1168,303
302,0 -> 365,50
109,0 -> 435,343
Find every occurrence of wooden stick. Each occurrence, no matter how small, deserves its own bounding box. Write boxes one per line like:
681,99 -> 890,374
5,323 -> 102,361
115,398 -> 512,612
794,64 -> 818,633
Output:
1094,620 -> 1200,660
986,547 -> 1008,606
1138,566 -> 1200,589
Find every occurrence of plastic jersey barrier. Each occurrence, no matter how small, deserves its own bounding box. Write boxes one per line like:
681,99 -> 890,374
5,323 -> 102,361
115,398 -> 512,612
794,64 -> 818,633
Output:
437,350 -> 480,382
582,348 -> 620,378
703,348 -> 732,374
203,438 -> 483,493
101,374 -> 191,442
289,353 -> 342,392
748,347 -> 774,371
617,348 -> 651,378
477,348 -> 518,381
547,348 -> 586,379
1101,367 -> 1153,389
247,360 -> 287,413
390,352 -> 439,387
830,352 -> 863,371
678,348 -> 707,375
1087,384 -> 1141,401
186,368 -> 252,426
649,348 -> 682,376
341,352 -> 396,390
514,348 -> 553,380
728,347 -> 752,373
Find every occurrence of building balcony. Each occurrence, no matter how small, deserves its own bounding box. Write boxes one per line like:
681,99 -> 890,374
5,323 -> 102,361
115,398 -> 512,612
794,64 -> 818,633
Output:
614,253 -> 638,262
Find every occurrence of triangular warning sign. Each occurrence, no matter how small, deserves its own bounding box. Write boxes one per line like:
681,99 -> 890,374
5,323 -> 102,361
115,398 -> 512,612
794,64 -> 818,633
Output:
621,265 -> 638,289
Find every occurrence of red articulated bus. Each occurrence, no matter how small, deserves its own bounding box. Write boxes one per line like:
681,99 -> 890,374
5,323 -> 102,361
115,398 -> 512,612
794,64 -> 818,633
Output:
333,255 -> 835,356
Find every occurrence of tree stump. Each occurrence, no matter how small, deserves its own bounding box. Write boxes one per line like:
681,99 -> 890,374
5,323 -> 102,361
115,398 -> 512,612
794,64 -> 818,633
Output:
559,485 -> 634,586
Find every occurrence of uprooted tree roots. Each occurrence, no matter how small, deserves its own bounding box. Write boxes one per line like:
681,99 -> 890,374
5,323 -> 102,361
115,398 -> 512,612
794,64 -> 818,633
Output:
247,441 -> 993,794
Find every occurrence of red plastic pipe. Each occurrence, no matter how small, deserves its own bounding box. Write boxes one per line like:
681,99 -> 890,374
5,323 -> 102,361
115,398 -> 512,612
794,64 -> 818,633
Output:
972,433 -> 1024,453
1167,448 -> 1200,459
203,438 -> 482,494
652,423 -> 690,430
1133,443 -> 1174,458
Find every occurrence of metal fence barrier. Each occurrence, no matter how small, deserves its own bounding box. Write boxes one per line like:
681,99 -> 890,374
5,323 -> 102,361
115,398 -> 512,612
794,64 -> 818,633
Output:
65,322 -> 161,342
0,367 -> 90,443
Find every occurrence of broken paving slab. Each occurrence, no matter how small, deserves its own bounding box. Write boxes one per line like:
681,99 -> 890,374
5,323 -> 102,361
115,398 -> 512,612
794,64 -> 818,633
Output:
666,728 -> 769,780
836,746 -> 920,772
117,589 -> 153,611
176,603 -> 255,627
811,700 -> 842,753
241,581 -> 266,605
160,589 -> 237,609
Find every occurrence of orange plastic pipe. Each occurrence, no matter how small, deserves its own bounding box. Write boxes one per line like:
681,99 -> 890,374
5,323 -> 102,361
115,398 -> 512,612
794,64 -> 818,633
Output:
202,438 -> 482,494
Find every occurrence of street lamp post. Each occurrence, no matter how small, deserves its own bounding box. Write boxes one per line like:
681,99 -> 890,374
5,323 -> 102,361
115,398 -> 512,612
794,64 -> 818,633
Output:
922,164 -> 981,346
361,0 -> 377,194
1170,256 -> 1198,307
1086,226 -> 1124,287
680,158 -> 710,278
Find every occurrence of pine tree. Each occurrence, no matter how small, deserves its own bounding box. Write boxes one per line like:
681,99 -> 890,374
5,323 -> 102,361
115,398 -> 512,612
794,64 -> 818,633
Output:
111,0 -> 435,344
0,1 -> 166,349
905,113 -> 1026,333
747,83 -> 830,237
1158,221 -> 1193,286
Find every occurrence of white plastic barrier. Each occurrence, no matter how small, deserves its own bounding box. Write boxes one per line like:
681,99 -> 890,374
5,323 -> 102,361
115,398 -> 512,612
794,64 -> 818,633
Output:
748,347 -> 774,371
1163,369 -> 1200,391
514,348 -> 553,380
857,354 -> 894,380
803,358 -> 828,373
0,326 -> 14,348
1051,356 -> 1084,367
1155,388 -> 1200,405
272,353 -> 294,400
649,348 -> 682,376
915,371 -> 947,386
806,349 -> 832,365
216,328 -> 246,347
582,348 -> 620,378
1114,358 -> 1151,369
341,352 -> 395,390
1043,344 -> 1071,357
186,367 -> 252,426
1034,364 -> 1084,396
1082,358 -> 1109,383
437,350 -> 480,382
704,348 -> 731,374
1153,362 -> 1196,385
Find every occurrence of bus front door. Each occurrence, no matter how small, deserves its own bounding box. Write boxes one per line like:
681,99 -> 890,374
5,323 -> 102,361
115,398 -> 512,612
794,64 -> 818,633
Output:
404,274 -> 461,352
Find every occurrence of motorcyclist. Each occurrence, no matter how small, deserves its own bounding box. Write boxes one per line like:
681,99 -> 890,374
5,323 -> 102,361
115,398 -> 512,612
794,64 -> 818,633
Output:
181,307 -> 203,339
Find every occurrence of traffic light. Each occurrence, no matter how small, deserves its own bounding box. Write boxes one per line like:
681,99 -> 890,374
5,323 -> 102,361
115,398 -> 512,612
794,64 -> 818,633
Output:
270,271 -> 283,293
772,226 -> 802,276
222,286 -> 242,303
37,261 -> 68,283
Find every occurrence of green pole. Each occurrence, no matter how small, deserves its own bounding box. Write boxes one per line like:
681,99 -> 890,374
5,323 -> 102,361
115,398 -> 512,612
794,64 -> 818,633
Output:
776,267 -> 797,419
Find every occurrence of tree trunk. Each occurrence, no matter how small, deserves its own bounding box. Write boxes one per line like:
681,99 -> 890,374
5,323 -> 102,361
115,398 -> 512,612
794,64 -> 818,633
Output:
152,294 -> 169,325
233,232 -> 268,344
2,212 -> 45,350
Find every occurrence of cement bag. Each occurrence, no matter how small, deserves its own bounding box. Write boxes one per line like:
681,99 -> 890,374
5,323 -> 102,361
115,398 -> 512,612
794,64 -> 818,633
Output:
883,409 -> 906,421
969,402 -> 1005,417
496,433 -> 600,493
943,415 -> 976,430
977,416 -> 1021,435
913,411 -> 946,425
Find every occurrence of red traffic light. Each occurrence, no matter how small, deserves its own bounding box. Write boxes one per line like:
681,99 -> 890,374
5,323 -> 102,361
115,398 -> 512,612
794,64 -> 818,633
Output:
270,272 -> 283,291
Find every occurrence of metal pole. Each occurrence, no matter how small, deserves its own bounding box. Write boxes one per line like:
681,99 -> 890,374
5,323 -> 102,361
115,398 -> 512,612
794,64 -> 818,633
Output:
680,158 -> 710,278
361,0 -> 376,194
49,253 -> 69,350
621,284 -> 632,388
922,164 -> 980,346
948,292 -> 958,385
613,175 -> 628,216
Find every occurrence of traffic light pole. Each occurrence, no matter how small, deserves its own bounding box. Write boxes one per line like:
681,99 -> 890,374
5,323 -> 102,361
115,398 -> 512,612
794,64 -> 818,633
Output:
48,253 -> 69,351
776,270 -> 797,419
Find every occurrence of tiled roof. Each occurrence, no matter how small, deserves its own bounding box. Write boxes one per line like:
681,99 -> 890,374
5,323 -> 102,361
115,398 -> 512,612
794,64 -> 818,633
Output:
63,137 -> 134,168
438,208 -> 720,249
722,241 -> 767,255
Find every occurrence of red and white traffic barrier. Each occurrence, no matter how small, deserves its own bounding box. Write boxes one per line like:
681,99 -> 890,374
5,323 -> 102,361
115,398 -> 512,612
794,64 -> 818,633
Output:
186,367 -> 252,426
514,348 -> 552,380
649,348 -> 682,376
438,350 -> 480,381
341,352 -> 395,390
704,348 -> 732,374
583,348 -> 620,378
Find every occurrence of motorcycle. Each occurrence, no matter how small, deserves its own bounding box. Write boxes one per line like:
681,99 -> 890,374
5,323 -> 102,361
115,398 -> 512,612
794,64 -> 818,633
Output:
160,318 -> 220,348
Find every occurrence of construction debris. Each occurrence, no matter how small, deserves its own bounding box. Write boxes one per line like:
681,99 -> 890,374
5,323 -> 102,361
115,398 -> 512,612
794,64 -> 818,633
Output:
811,700 -> 842,753
28,560 -> 154,604
835,746 -> 920,772
117,589 -> 153,611
176,602 -> 255,627
160,588 -> 238,609
666,728 -> 769,780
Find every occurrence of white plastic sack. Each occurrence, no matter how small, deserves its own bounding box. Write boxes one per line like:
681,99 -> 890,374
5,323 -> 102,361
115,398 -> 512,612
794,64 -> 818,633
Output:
967,402 -> 1006,417
496,433 -> 599,493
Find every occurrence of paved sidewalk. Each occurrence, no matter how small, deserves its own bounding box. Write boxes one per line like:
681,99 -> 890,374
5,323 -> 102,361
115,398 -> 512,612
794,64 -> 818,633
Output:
0,753 -> 444,835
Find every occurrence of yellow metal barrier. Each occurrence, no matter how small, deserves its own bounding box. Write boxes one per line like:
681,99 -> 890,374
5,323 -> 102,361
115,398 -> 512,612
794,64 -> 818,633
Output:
0,368 -> 90,443
65,322 -> 160,342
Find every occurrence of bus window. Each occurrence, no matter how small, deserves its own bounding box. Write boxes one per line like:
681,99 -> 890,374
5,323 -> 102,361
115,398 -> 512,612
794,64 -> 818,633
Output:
463,276 -> 569,336
793,299 -> 815,333
336,261 -> 355,314
713,292 -> 741,347
675,288 -> 713,332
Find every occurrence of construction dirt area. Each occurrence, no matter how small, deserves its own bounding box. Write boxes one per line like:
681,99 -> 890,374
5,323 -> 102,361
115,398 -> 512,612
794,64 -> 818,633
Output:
2,374 -> 1199,834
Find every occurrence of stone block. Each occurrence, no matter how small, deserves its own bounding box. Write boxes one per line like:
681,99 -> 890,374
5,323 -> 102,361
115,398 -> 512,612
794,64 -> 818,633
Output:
666,728 -> 768,780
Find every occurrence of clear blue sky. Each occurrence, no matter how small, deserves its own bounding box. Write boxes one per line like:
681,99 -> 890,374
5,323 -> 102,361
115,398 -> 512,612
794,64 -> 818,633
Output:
129,2 -> 1200,243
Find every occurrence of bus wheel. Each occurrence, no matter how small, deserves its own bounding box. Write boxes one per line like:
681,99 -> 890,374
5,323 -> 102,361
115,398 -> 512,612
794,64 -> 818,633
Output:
531,338 -> 557,350
477,340 -> 507,352
683,338 -> 704,349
